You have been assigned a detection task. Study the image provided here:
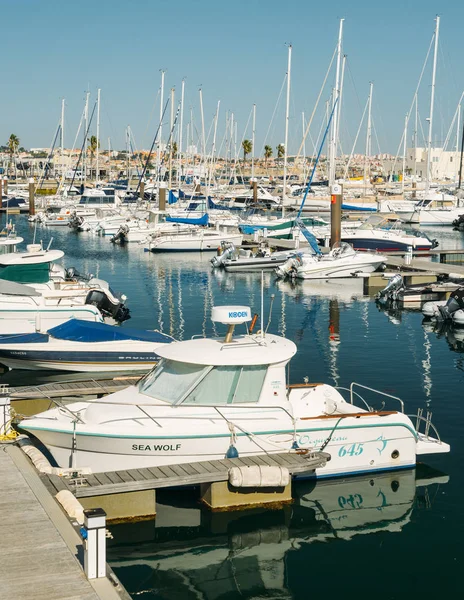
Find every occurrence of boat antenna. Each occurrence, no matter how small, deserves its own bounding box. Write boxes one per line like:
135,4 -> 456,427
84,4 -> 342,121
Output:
46,237 -> 53,251
265,294 -> 276,334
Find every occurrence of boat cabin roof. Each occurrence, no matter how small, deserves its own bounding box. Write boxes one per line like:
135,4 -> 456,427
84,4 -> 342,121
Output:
0,249 -> 64,265
156,333 -> 296,366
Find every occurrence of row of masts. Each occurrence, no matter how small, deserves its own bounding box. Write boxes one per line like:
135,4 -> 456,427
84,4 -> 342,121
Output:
51,15 -> 462,197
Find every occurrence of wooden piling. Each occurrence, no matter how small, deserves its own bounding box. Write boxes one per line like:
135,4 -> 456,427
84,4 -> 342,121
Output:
159,182 -> 167,211
0,177 -> 2,209
28,178 -> 35,216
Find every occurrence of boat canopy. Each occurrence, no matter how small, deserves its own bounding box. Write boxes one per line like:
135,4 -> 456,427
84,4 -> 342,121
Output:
166,214 -> 209,226
47,319 -> 174,344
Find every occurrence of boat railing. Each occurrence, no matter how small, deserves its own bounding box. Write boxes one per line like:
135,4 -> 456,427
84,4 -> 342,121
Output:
408,409 -> 441,442
347,383 -> 405,413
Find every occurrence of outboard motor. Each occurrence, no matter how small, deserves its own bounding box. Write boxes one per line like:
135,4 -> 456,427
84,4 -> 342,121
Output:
438,287 -> 464,321
111,224 -> 130,244
85,289 -> 131,323
375,274 -> 404,303
452,214 -> 464,231
275,254 -> 303,279
211,242 -> 236,268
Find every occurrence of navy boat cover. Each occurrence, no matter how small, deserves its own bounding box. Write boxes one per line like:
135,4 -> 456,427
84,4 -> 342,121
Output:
0,320 -> 174,345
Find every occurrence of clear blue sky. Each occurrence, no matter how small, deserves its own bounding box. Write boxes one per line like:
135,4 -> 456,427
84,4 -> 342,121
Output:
2,0 -> 463,156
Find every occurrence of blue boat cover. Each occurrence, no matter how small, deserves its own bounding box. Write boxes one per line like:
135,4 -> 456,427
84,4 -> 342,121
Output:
166,213 -> 209,226
342,204 -> 377,212
168,190 -> 178,204
0,332 -> 49,344
47,319 -> 174,343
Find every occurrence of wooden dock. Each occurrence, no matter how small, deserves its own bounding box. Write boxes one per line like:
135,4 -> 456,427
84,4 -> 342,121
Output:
8,375 -> 141,401
47,451 -> 328,499
384,256 -> 464,276
0,444 -> 127,599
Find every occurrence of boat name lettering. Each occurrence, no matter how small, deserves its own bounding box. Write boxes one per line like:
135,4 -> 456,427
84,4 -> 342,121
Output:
298,435 -> 348,446
132,444 -> 181,452
228,311 -> 248,318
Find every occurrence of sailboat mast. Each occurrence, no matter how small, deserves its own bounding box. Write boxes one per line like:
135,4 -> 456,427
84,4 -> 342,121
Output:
363,82 -> 373,192
199,88 -> 206,162
169,88 -> 175,190
96,88 -> 100,183
251,103 -> 256,180
83,91 -> 89,189
402,113 -> 408,194
456,99 -> 461,183
283,44 -> 292,202
329,18 -> 344,186
426,15 -> 440,192
413,94 -> 418,182
178,78 -> 185,187
61,99 -> 65,157
158,70 -> 165,187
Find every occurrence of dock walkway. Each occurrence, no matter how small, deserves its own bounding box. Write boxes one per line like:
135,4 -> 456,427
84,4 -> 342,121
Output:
0,444 -> 127,600
48,451 -> 328,499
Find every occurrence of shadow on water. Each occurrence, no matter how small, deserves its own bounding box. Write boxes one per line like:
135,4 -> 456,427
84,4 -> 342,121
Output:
107,466 -> 448,600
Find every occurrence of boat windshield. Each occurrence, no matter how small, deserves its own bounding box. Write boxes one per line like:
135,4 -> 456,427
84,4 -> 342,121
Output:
139,359 -> 267,405
139,359 -> 207,404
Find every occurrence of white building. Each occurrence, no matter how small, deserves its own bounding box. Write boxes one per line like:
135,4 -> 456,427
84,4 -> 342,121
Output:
406,147 -> 462,181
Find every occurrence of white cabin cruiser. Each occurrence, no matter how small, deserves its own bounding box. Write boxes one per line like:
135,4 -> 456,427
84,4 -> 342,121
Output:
146,228 -> 243,252
0,244 -> 130,329
19,305 -> 449,474
276,242 -> 385,280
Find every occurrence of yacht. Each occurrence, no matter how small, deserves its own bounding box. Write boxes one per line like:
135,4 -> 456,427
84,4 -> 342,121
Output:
19,305 -> 449,474
275,242 -> 385,280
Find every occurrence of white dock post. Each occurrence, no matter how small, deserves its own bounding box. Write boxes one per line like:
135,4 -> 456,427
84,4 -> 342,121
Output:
83,508 -> 107,579
0,387 -> 11,436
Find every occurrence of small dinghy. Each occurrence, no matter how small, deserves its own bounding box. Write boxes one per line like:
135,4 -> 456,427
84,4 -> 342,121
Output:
0,319 -> 174,372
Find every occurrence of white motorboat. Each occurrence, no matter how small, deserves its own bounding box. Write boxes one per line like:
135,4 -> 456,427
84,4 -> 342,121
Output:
146,228 -> 243,252
0,318 -> 173,372
393,192 -> 464,226
0,243 -> 130,328
211,241 -> 304,272
336,216 -> 437,252
275,242 -> 385,280
19,305 -> 449,473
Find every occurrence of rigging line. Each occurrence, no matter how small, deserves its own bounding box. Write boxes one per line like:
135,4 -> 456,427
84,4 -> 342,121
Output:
297,97 -> 338,219
343,95 -> 369,180
142,86 -> 162,147
69,99 -> 97,191
259,73 -> 287,157
134,98 -> 170,195
36,120 -> 61,191
293,45 -> 337,163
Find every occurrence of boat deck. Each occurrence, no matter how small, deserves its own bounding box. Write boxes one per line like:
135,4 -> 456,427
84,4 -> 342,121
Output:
46,451 -> 329,499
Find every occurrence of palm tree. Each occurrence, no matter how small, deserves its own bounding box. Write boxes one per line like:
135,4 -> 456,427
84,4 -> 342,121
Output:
88,135 -> 99,158
7,134 -> 20,177
242,139 -> 252,162
171,141 -> 178,159
277,144 -> 285,160
88,135 -> 99,177
264,145 -> 273,168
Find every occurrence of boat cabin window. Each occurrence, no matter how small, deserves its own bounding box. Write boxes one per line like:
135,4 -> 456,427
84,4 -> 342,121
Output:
139,359 -> 207,404
182,365 -> 267,405
139,360 -> 267,405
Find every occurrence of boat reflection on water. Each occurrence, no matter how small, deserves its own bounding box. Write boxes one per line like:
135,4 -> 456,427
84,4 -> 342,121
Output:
108,466 -> 448,600
422,320 -> 464,354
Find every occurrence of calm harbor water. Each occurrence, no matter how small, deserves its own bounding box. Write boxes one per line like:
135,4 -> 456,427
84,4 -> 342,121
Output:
2,216 -> 464,598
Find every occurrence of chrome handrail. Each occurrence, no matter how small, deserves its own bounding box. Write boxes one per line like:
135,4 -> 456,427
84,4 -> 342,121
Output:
406,413 -> 441,443
349,382 -> 404,413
